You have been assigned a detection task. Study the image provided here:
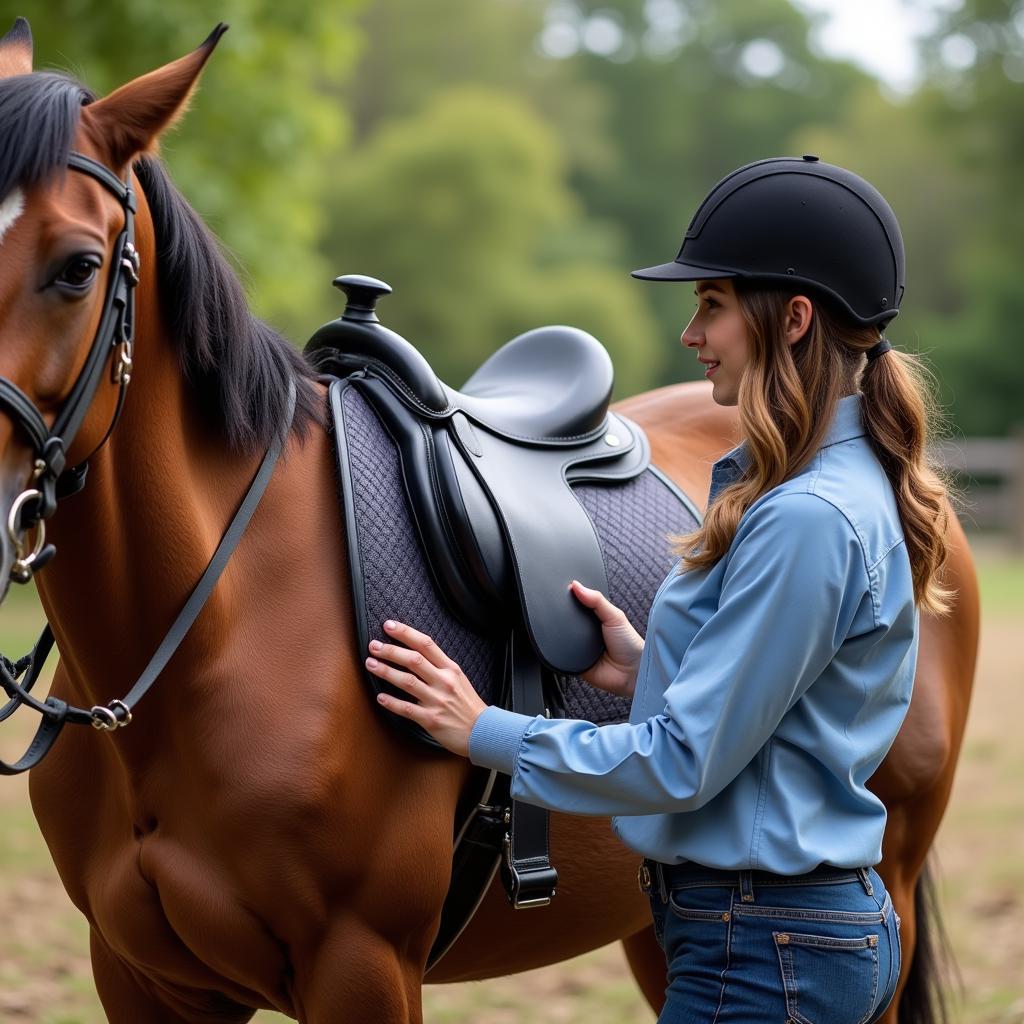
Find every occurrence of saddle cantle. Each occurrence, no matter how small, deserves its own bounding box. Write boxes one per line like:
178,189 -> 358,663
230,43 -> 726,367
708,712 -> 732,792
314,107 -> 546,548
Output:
305,275 -> 701,965
306,275 -> 650,676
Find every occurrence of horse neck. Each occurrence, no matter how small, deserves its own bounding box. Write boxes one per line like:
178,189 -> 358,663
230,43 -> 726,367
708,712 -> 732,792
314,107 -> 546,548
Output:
33,255 -> 270,720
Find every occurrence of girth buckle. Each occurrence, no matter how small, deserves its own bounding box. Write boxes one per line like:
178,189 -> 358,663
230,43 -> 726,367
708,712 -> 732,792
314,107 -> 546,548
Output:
502,831 -> 558,909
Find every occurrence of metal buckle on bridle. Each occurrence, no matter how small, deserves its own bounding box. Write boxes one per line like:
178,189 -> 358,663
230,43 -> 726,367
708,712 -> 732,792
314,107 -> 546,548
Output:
113,339 -> 134,387
113,241 -> 139,386
121,241 -> 140,286
7,489 -> 47,584
90,699 -> 132,731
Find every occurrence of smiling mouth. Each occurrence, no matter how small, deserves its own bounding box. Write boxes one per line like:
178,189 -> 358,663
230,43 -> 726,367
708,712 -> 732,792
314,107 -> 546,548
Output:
704,361 -> 720,376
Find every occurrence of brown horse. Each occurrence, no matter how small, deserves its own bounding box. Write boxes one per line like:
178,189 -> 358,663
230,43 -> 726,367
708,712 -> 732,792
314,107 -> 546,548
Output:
0,23 -> 978,1024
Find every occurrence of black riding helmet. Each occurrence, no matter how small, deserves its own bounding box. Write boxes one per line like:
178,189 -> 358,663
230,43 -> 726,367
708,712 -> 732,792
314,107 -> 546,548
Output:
632,155 -> 905,327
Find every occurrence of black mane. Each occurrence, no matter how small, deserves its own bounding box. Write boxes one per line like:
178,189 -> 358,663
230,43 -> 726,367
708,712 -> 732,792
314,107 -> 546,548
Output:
0,71 -> 318,452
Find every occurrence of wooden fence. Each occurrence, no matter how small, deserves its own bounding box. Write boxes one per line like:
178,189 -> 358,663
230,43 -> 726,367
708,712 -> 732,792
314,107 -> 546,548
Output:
934,428 -> 1024,550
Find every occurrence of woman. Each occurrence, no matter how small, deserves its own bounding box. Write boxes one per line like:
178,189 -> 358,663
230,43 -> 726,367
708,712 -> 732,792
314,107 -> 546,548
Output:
364,156 -> 952,1023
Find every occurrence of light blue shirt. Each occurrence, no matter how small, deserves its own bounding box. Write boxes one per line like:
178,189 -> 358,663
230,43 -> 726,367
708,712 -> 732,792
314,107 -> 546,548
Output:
469,393 -> 919,873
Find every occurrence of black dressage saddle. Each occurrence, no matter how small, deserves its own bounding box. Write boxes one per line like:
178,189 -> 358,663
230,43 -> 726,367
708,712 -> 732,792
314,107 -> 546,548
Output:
304,276 -> 696,968
306,275 -> 650,679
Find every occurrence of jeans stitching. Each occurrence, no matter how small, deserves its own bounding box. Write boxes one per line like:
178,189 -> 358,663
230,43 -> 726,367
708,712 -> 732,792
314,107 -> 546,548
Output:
858,944 -> 880,1024
781,933 -> 879,949
667,874 -> 862,892
774,931 -> 879,1024
710,891 -> 735,1024
774,940 -> 808,1024
668,901 -> 733,922
735,905 -> 886,924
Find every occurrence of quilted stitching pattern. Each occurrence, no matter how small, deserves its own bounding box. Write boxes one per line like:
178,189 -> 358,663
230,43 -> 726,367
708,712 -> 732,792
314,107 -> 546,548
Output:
342,386 -> 699,728
344,387 -> 501,702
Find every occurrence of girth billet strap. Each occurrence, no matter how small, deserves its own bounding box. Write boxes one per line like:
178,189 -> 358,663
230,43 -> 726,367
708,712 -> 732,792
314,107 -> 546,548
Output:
501,625 -> 558,908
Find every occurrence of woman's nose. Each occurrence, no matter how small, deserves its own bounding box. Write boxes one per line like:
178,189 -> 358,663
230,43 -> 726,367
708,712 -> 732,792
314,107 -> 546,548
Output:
680,311 -> 702,349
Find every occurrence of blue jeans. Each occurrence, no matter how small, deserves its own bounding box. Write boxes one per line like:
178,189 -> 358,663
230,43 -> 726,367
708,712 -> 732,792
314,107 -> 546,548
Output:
643,861 -> 901,1024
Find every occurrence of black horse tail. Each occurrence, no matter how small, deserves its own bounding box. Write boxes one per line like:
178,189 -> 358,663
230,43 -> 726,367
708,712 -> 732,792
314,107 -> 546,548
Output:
898,858 -> 958,1024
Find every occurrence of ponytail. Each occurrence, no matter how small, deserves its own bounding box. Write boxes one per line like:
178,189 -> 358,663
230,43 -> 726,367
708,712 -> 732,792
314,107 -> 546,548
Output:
672,284 -> 954,615
860,346 -> 954,614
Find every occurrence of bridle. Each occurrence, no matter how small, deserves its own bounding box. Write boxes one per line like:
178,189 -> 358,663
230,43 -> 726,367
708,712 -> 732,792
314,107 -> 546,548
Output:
0,152 -> 295,774
0,153 -> 139,582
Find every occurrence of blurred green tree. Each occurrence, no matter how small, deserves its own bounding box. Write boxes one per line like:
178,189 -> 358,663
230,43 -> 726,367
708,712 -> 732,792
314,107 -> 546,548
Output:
545,0 -> 876,386
322,86 -> 660,398
909,0 -> 1024,435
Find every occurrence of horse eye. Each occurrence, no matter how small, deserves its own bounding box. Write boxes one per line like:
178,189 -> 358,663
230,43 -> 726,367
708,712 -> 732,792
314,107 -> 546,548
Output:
57,257 -> 100,289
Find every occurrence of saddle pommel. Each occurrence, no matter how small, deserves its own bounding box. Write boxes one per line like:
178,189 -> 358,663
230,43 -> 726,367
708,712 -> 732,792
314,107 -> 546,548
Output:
305,275 -> 449,412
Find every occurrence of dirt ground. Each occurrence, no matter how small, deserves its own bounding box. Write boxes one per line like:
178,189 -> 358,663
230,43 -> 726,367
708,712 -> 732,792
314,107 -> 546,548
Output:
0,564 -> 1020,1023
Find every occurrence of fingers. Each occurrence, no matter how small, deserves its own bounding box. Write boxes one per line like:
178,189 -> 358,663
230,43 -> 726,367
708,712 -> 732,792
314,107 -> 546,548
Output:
569,580 -> 622,622
375,689 -> 429,726
366,657 -> 434,724
367,634 -> 447,685
378,620 -> 452,669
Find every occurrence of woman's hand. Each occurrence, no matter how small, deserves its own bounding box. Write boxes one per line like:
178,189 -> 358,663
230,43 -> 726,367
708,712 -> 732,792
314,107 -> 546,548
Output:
569,580 -> 644,698
366,620 -> 487,757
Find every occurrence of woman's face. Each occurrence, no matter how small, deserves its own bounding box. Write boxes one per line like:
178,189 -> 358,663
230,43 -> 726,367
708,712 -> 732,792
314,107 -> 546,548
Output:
681,278 -> 750,407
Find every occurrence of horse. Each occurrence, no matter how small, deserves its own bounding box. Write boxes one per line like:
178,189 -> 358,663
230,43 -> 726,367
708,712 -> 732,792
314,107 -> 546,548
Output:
0,21 -> 978,1024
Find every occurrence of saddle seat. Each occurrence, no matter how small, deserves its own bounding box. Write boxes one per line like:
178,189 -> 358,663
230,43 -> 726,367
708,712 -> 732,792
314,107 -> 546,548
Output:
305,275 -> 651,677
451,323 -> 613,441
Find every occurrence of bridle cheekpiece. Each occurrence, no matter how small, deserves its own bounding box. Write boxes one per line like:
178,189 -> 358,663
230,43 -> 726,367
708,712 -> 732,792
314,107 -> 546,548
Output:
0,152 -> 138,582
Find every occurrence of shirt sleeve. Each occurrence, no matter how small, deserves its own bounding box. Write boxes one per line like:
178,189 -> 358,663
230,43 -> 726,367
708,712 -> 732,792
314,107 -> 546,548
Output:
468,492 -> 869,816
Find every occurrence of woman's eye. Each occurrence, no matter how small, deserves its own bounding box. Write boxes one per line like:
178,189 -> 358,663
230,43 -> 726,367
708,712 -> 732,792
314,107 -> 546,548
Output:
57,257 -> 100,289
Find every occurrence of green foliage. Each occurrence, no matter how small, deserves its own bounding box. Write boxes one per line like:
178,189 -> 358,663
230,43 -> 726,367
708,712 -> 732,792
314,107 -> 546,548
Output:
321,87 -> 660,396
5,0 -> 1020,431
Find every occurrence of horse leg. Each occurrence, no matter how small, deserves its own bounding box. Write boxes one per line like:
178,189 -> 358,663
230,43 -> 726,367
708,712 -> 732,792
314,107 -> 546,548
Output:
879,859 -> 950,1024
622,925 -> 665,1017
296,916 -> 425,1024
90,930 -> 256,1024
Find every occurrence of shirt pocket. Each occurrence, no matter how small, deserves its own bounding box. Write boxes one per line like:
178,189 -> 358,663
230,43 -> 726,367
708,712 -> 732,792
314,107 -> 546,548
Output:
773,930 -> 880,1024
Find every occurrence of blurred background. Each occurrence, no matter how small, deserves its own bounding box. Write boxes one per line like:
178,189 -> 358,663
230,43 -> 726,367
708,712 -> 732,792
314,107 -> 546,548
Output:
0,1 -> 1021,1021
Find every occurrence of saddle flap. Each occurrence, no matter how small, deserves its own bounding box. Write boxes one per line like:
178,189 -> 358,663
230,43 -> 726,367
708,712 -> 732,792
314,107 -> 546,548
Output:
448,416 -> 648,673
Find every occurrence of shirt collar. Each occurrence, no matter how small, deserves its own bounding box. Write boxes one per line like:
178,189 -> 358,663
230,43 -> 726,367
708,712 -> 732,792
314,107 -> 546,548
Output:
713,393 -> 867,478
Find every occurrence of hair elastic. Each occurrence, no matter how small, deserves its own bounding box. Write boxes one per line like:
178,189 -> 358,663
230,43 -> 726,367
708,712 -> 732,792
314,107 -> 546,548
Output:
865,338 -> 892,362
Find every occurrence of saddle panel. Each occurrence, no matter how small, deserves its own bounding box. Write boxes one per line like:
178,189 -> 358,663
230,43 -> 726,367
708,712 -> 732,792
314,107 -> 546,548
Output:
355,371 -> 648,673
329,378 -> 702,741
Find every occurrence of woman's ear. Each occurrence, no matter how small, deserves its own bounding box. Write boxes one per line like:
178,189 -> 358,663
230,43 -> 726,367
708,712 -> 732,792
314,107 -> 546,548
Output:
785,294 -> 814,346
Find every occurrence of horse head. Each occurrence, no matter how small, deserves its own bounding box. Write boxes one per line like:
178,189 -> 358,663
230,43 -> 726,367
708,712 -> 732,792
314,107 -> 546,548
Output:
0,18 -> 225,597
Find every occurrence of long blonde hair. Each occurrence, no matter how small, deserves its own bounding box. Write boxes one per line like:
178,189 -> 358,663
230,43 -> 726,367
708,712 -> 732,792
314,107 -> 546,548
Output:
672,281 -> 954,614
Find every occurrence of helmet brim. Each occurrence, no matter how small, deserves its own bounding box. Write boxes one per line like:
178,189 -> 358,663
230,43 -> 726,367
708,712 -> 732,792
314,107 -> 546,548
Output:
630,259 -> 739,282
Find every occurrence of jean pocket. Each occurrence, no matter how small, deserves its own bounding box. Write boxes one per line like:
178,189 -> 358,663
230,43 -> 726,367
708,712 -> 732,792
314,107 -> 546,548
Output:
667,890 -> 732,923
774,930 -> 880,1024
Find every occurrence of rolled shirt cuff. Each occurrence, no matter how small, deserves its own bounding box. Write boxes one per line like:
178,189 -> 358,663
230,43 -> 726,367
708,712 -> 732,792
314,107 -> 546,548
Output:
468,705 -> 534,775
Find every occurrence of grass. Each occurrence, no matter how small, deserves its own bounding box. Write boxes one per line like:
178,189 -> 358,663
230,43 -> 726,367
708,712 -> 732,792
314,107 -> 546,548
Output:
0,540 -> 1021,1021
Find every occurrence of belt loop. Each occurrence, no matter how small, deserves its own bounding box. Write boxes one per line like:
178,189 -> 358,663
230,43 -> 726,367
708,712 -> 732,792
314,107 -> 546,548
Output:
739,870 -> 755,903
656,863 -> 668,904
857,867 -> 874,896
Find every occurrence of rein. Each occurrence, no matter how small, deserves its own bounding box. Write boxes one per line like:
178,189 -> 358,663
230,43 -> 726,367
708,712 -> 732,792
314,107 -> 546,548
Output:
0,153 -> 296,774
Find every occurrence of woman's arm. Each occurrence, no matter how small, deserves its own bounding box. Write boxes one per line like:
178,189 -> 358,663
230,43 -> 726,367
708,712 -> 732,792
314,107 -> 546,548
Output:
371,492 -> 868,817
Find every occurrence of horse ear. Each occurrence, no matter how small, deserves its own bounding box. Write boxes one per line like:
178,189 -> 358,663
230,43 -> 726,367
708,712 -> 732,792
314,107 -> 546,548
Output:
84,23 -> 228,170
0,17 -> 33,78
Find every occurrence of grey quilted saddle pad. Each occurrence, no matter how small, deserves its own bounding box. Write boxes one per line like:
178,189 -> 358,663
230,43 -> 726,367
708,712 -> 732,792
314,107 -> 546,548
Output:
339,386 -> 701,728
